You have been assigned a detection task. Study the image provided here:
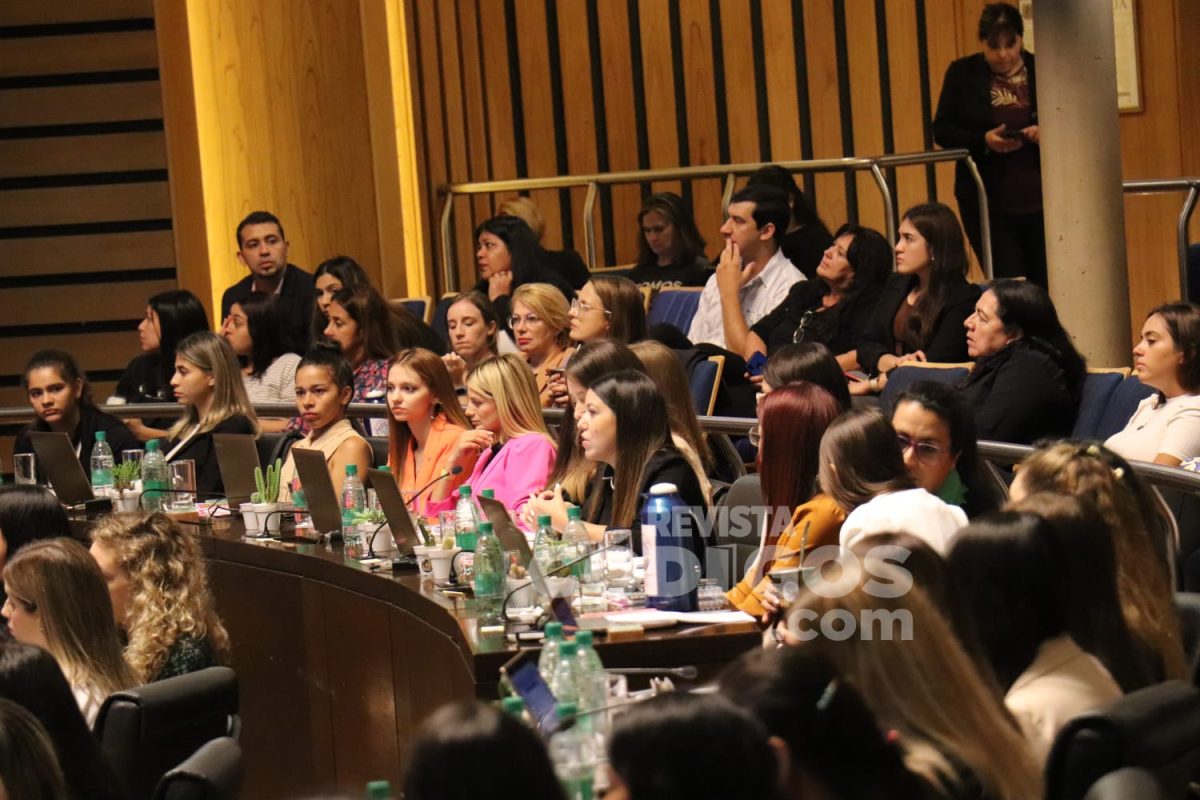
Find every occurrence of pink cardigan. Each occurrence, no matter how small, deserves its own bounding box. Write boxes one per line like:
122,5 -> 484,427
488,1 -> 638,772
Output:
427,432 -> 557,516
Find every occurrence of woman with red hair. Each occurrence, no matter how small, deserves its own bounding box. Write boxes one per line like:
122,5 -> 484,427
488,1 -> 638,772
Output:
726,382 -> 843,616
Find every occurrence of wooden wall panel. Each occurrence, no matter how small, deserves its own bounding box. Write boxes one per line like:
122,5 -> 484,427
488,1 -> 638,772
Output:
762,0 -> 801,162
638,1 -> 682,199
0,182 -> 171,228
556,0 -> 598,261
801,0 -> 848,227
0,0 -> 151,25
0,132 -> 167,178
717,0 -> 761,166
0,83 -> 163,127
0,230 -> 174,277
678,1 -> 724,258
596,1 -> 642,268
513,0 -> 563,254
0,30 -> 159,76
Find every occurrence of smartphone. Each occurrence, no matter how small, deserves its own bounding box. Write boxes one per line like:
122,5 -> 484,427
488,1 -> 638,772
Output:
999,129 -> 1024,140
547,368 -> 566,377
746,351 -> 768,377
501,649 -> 560,735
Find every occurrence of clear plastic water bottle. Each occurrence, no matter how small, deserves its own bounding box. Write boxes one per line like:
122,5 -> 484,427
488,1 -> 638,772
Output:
539,621 -> 565,682
341,464 -> 367,554
534,514 -> 561,576
641,482 -> 699,612
140,439 -> 169,512
89,430 -> 114,495
550,640 -> 580,706
472,520 -> 505,625
550,703 -> 597,800
454,484 -> 479,550
573,631 -> 607,717
562,507 -> 590,578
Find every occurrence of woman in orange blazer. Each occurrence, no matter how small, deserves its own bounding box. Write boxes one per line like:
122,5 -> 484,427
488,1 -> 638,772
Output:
386,349 -> 471,517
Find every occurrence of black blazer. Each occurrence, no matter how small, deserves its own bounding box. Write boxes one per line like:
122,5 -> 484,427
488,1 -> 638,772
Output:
960,340 -> 1078,445
933,51 -> 1038,206
165,415 -> 256,497
751,278 -> 883,358
856,273 -> 980,374
14,404 -> 143,482
220,264 -> 315,352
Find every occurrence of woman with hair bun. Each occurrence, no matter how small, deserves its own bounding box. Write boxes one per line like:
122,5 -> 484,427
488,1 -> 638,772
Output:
14,349 -> 140,480
89,513 -> 230,682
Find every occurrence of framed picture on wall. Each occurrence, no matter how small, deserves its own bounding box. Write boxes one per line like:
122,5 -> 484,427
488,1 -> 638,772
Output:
1018,0 -> 1143,113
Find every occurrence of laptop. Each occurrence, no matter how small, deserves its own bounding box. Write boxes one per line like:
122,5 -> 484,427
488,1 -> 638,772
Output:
290,448 -> 344,534
366,468 -> 421,560
27,432 -> 95,506
213,433 -> 261,505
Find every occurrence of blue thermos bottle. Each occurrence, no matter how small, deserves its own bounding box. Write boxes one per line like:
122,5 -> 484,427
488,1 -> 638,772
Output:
641,483 -> 699,612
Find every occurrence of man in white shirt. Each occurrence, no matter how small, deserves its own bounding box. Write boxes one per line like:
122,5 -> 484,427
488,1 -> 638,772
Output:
687,185 -> 804,350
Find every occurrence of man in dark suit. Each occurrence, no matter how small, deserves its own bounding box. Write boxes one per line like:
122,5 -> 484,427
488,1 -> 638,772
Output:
221,210 -> 315,351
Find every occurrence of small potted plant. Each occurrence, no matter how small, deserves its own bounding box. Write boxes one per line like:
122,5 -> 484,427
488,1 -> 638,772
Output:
251,459 -> 283,536
352,507 -> 390,557
111,461 -> 142,512
505,559 -> 534,611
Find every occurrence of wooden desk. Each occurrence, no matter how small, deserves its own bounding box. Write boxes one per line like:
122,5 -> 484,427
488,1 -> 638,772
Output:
200,530 -> 760,798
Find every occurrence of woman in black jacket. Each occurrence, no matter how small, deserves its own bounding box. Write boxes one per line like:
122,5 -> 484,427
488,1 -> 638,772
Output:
961,279 -> 1085,444
855,203 -> 980,393
933,2 -> 1044,285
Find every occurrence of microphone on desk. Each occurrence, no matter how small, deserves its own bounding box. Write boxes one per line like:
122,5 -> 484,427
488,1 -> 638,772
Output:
405,465 -> 465,508
501,543 -> 616,625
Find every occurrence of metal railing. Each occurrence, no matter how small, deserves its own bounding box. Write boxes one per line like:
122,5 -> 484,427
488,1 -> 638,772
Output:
1122,178 -> 1200,300
436,149 -> 992,291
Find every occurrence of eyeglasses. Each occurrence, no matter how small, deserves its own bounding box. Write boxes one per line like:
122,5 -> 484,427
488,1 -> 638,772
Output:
570,298 -> 611,318
895,434 -> 944,462
748,426 -> 761,448
792,310 -> 815,344
508,313 -> 542,328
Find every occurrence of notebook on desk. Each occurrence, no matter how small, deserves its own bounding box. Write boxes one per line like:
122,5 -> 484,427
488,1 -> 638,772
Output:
27,431 -> 94,506
366,468 -> 419,558
213,433 -> 261,505
290,448 -> 343,534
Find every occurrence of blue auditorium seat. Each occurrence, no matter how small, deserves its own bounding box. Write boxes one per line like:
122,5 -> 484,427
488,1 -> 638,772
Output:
879,365 -> 970,416
688,356 -> 724,416
1094,376 -> 1156,441
1073,372 -> 1126,439
647,288 -> 703,335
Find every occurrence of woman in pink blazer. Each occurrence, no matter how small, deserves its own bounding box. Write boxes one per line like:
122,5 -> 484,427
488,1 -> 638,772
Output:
427,354 -> 557,516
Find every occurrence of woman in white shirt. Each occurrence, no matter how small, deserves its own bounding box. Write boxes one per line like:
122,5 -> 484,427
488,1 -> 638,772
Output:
819,408 -> 967,554
1,539 -> 138,727
1106,302 -> 1200,466
221,292 -> 301,432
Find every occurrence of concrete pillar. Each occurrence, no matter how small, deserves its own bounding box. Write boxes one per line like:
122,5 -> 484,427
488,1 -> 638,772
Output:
1036,2 -> 1131,365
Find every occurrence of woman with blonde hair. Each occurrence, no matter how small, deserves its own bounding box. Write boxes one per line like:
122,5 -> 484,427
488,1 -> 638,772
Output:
165,331 -> 258,497
387,348 -> 472,515
89,513 -> 230,683
1010,440 -> 1186,681
428,354 -> 557,515
2,539 -> 138,726
791,570 -> 1042,800
511,283 -> 572,406
630,340 -> 714,493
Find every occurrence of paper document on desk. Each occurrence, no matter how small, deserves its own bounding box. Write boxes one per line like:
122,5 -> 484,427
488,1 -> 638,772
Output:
604,609 -> 754,626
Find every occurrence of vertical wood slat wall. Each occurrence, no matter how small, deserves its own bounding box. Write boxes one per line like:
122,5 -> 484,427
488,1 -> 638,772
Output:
0,0 -> 175,470
408,0 -> 1198,334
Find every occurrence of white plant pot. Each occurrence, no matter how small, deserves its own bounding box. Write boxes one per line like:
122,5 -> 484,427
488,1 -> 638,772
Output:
371,524 -> 395,555
114,492 -> 141,512
505,577 -> 535,610
240,503 -> 261,536
428,547 -> 460,583
254,503 -> 281,535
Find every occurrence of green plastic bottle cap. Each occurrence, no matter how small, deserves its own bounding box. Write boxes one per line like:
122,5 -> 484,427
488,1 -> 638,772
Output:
537,514 -> 552,527
566,506 -> 581,520
575,630 -> 594,648
501,696 -> 525,714
95,431 -> 107,442
459,485 -> 472,496
558,641 -> 577,658
481,488 -> 495,499
556,702 -> 578,719
379,465 -> 392,472
544,621 -> 563,638
345,464 -> 358,475
479,521 -> 493,534
365,781 -> 392,799
146,439 -> 159,452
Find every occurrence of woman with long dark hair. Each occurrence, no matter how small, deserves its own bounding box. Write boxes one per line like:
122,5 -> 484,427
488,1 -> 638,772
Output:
14,349 -> 140,479
892,380 -> 1002,517
313,256 -> 445,353
473,215 -> 574,326
0,486 -> 71,606
221,291 -> 301,432
947,511 -> 1123,762
442,291 -> 500,390
727,382 -> 843,617
115,288 -> 210,440
961,279 -> 1086,443
856,203 -> 980,394
626,192 -> 710,289
760,342 -> 852,410
323,284 -> 401,436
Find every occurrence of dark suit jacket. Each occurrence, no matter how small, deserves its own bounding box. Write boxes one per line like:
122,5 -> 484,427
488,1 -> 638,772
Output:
221,264 -> 315,352
856,273 -> 980,374
165,415 -> 256,497
14,404 -> 143,482
960,339 -> 1078,445
933,51 -> 1038,232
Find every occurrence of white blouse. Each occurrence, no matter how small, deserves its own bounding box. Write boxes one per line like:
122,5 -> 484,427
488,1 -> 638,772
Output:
243,353 -> 301,405
1105,392 -> 1200,463
839,488 -> 968,555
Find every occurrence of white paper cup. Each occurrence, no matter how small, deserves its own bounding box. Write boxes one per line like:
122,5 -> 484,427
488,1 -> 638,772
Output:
428,547 -> 460,583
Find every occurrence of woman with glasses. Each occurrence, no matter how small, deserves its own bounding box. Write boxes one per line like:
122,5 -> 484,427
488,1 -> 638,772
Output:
732,224 -> 891,372
890,380 -> 1001,518
727,382 -> 843,617
820,408 -> 967,554
441,291 -> 500,391
510,283 -> 572,406
568,276 -> 646,345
